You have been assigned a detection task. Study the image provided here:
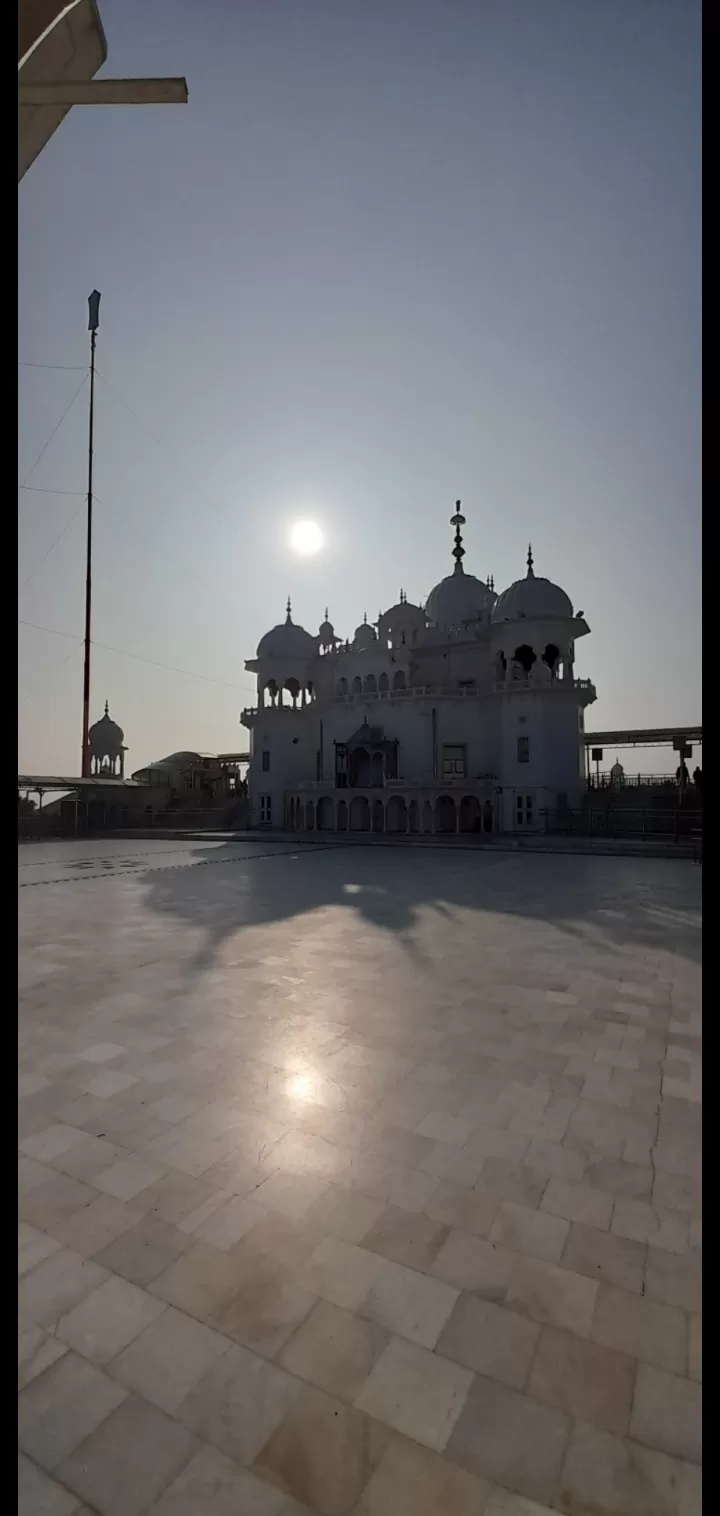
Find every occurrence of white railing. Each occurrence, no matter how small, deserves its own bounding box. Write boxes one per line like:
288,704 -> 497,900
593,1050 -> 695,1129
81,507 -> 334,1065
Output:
242,677 -> 595,720
289,776 -> 498,793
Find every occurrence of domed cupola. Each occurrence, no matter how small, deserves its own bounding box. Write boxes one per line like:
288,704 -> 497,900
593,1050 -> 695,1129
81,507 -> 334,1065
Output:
353,613 -> 377,651
425,503 -> 496,628
318,608 -> 336,648
256,598 -> 317,659
378,589 -> 427,648
491,546 -> 574,623
88,701 -> 126,777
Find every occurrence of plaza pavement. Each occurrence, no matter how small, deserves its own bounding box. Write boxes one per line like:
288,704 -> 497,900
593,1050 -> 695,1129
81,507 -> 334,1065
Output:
19,839 -> 702,1515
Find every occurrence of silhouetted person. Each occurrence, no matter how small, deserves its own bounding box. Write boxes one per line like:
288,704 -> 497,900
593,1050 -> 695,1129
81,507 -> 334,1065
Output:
693,766 -> 702,799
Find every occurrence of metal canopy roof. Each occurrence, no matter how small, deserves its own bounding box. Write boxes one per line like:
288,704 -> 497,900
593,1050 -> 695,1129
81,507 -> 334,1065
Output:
584,727 -> 702,751
18,775 -> 142,791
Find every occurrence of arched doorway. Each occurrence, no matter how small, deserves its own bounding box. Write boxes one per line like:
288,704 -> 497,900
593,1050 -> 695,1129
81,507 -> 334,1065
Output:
372,799 -> 385,832
435,795 -> 456,834
459,796 -> 481,833
305,800 -> 315,831
386,796 -> 407,833
317,796 -> 334,831
350,747 -> 371,787
350,796 -> 370,831
336,799 -> 348,832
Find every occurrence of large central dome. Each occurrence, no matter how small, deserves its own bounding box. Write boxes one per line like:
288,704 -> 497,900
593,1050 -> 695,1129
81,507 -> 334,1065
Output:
425,565 -> 494,627
425,501 -> 495,627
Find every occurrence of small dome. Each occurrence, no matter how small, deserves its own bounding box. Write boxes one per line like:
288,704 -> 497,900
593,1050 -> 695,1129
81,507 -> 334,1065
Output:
257,599 -> 317,659
319,608 -> 335,644
492,546 -> 573,624
353,613 -> 377,650
89,701 -> 124,749
378,591 -> 427,647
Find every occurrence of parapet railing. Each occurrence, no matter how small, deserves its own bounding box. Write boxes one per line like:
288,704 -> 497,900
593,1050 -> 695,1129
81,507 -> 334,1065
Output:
241,676 -> 595,718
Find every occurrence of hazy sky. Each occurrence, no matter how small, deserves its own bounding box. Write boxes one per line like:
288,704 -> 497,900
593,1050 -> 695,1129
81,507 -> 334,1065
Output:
19,0 -> 701,776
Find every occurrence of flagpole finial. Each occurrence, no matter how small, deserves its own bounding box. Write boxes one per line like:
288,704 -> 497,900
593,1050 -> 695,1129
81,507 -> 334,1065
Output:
450,499 -> 466,572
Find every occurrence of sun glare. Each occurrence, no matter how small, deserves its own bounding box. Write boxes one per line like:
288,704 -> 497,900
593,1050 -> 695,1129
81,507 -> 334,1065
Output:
290,520 -> 324,556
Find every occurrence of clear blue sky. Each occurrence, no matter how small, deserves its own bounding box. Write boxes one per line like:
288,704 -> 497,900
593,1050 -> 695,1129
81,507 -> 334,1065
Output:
19,0 -> 701,776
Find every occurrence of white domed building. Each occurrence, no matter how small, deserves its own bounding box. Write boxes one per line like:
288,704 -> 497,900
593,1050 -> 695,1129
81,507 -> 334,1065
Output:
88,701 -> 127,777
242,507 -> 595,833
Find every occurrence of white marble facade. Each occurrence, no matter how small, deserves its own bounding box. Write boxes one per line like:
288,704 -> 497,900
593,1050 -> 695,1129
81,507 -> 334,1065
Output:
242,508 -> 596,833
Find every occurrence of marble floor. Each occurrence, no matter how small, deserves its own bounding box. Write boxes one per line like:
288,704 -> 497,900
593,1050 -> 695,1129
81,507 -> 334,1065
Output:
19,839 -> 702,1515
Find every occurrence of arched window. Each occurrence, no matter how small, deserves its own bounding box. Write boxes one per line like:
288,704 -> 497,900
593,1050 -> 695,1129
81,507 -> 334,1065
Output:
378,673 -> 389,692
338,677 -> 348,696
364,674 -> 377,694
392,670 -> 406,691
542,643 -> 560,677
513,645 -> 536,674
352,676 -> 362,695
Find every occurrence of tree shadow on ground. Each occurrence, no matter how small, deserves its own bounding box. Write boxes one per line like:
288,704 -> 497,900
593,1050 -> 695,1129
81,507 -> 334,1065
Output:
139,838 -> 702,981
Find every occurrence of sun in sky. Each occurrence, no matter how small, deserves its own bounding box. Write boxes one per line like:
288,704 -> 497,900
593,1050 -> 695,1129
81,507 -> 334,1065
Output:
290,520 -> 324,556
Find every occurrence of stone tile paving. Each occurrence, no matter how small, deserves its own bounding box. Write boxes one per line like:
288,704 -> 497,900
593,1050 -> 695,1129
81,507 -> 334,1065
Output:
18,839 -> 702,1515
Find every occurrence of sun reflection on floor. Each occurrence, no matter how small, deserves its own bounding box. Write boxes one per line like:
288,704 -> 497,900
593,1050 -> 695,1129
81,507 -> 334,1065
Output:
287,1073 -> 314,1100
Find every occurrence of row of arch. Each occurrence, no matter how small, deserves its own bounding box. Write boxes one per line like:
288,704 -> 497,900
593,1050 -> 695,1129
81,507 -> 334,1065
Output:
261,678 -> 316,708
496,643 -> 573,679
337,671 -> 407,697
287,793 -> 494,834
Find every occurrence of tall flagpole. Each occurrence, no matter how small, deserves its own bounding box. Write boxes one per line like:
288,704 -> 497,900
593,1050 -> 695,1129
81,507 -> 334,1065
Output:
81,290 -> 101,777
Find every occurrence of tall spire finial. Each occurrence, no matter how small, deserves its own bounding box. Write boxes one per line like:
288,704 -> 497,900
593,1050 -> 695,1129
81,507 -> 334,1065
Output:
363,611 -> 368,624
527,544 -> 534,577
104,699 -> 109,717
450,499 -> 466,573
324,607 -> 329,621
489,574 -> 494,592
286,596 -> 292,621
